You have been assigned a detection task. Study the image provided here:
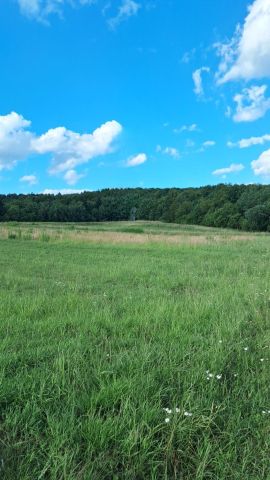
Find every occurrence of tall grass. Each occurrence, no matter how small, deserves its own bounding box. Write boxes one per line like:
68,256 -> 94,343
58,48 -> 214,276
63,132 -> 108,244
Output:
0,228 -> 269,479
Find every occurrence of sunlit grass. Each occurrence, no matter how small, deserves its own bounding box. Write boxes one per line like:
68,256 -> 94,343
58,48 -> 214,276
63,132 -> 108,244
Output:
0,223 -> 269,479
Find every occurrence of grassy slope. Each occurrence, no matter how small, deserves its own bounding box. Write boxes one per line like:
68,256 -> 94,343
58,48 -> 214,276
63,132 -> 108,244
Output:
0,220 -> 256,236
0,228 -> 269,479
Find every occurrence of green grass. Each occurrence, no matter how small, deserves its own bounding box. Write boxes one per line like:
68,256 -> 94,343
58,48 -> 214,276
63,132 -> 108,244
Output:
0,224 -> 269,479
1,220 -> 260,237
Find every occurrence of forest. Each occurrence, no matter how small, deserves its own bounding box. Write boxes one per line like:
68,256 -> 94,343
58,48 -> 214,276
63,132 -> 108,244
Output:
1,183 -> 270,231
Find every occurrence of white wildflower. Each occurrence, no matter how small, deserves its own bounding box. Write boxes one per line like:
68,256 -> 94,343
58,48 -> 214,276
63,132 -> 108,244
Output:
184,411 -> 192,417
216,374 -> 222,380
165,417 -> 170,423
163,408 -> 172,414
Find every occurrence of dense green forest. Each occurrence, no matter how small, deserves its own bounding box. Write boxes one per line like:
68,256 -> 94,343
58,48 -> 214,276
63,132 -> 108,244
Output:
1,184 -> 270,231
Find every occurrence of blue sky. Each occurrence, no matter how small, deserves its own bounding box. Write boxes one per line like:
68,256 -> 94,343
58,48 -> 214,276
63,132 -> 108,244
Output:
1,0 -> 270,194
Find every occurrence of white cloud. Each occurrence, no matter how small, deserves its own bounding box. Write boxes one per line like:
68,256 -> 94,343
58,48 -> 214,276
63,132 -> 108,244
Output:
203,140 -> 216,148
198,140 -> 216,153
20,174 -> 38,185
0,112 -> 123,180
217,0 -> 270,83
181,48 -> 196,64
214,29 -> 241,81
173,123 -> 198,134
192,67 -> 210,96
225,106 -> 232,118
212,163 -> 245,176
0,112 -> 33,171
18,0 -> 95,22
125,153 -> 147,167
156,145 -> 180,158
232,85 -> 270,122
251,149 -> 270,175
32,120 -> 123,174
108,0 -> 141,29
228,133 -> 270,148
42,188 -> 88,195
64,169 -> 85,185
18,0 -> 40,17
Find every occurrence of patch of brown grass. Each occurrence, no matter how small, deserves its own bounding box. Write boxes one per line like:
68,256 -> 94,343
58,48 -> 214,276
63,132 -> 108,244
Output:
0,226 -> 257,245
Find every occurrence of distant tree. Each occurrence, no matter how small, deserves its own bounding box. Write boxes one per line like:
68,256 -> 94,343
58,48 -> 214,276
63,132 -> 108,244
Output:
203,203 -> 238,228
245,204 -> 270,231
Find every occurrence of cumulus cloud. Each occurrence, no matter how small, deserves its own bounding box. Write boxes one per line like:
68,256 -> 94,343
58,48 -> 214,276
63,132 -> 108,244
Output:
232,85 -> 270,122
192,67 -> 210,97
20,174 -> 38,185
0,111 -> 123,182
0,112 -> 33,171
216,0 -> 270,83
156,145 -> 180,158
198,140 -> 216,153
202,140 -> 216,148
108,0 -> 141,29
173,123 -> 198,134
64,169 -> 85,185
212,163 -> 244,176
18,0 -> 95,22
125,153 -> 147,167
32,120 -> 123,174
228,133 -> 270,148
251,149 -> 270,175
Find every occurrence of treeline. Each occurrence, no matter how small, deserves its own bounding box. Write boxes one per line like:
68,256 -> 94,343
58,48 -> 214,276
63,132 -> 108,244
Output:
1,184 -> 270,231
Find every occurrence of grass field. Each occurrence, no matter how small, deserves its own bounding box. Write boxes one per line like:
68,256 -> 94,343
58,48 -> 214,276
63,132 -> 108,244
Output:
0,222 -> 269,479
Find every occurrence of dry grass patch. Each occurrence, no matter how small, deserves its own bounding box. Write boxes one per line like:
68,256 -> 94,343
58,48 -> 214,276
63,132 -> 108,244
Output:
0,225 -> 257,245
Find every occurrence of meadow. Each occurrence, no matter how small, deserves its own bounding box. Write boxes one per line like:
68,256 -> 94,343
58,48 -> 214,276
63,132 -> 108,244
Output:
0,221 -> 269,479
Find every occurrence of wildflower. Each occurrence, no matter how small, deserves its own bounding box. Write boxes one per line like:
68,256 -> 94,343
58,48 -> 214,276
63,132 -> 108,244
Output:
216,374 -> 222,380
163,408 -> 172,414
260,358 -> 264,362
208,373 -> 214,378
184,411 -> 192,417
175,408 -> 180,413
234,373 -> 238,377
165,417 -> 170,423
244,347 -> 248,351
219,340 -> 223,344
